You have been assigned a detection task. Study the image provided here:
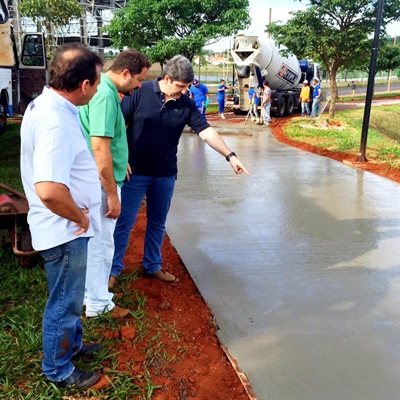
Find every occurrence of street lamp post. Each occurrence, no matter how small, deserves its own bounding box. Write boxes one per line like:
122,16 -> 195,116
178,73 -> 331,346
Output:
356,0 -> 385,162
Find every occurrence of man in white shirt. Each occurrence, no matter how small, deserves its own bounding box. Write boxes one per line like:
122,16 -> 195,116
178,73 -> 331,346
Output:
20,43 -> 103,390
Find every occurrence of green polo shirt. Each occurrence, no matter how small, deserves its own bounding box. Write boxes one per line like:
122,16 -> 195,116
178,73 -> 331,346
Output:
79,73 -> 128,186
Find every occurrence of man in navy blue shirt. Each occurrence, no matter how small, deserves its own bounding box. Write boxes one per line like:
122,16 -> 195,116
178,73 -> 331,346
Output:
110,55 -> 249,284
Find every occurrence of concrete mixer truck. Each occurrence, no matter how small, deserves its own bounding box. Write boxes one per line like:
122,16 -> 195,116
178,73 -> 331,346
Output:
0,0 -> 46,134
230,34 -> 320,117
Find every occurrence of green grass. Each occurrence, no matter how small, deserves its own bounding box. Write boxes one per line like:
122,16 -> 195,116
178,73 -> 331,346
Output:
0,245 -> 181,399
205,104 -> 219,113
0,123 -> 182,398
336,90 -> 400,102
0,123 -> 23,192
284,104 -> 400,168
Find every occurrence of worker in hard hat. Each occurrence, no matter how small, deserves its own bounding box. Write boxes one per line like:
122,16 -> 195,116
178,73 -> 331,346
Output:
299,80 -> 310,117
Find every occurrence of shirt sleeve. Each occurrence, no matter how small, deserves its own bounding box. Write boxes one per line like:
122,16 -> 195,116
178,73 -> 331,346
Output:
87,92 -> 117,138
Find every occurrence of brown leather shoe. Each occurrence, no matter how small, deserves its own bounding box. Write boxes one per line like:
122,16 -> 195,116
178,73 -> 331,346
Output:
109,305 -> 130,319
108,275 -> 116,290
150,268 -> 176,283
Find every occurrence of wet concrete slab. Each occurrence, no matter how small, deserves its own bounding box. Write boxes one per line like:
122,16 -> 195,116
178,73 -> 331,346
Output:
166,123 -> 400,400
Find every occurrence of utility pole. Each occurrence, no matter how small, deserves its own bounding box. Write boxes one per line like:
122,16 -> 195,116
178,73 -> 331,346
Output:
266,8 -> 272,38
356,0 -> 384,162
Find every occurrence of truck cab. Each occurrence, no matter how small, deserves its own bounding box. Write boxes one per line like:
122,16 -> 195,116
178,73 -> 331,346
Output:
0,1 -> 46,134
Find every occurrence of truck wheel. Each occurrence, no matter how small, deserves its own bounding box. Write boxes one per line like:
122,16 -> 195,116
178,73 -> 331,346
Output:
277,97 -> 286,117
286,96 -> 294,115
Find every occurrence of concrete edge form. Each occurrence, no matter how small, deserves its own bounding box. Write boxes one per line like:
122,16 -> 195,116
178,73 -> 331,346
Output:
221,344 -> 258,400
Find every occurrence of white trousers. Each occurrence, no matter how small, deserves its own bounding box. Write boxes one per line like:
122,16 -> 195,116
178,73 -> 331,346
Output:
84,185 -> 121,317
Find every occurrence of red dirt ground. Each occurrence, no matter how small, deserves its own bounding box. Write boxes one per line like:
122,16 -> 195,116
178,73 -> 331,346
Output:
103,207 -> 252,400
100,111 -> 399,400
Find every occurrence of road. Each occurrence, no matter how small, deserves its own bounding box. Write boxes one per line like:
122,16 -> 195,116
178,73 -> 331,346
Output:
208,82 -> 400,103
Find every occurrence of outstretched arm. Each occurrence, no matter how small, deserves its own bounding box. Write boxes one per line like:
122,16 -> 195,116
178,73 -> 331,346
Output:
198,127 -> 250,176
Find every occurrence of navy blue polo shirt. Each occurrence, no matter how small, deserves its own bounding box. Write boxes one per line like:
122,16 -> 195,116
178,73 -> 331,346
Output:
121,77 -> 210,177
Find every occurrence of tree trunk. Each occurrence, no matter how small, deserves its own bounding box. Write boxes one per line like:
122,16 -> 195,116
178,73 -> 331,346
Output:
328,71 -> 338,119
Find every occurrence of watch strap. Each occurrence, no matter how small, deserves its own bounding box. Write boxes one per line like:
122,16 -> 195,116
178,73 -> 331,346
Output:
225,152 -> 237,162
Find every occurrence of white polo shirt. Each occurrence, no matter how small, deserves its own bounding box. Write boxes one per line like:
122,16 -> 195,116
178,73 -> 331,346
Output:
20,87 -> 101,251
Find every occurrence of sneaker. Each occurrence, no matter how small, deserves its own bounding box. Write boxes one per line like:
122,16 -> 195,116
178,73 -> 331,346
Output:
220,113 -> 226,119
149,268 -> 176,283
108,275 -> 116,290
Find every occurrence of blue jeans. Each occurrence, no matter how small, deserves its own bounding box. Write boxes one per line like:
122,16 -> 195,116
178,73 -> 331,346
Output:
40,237 -> 89,382
111,174 -> 176,277
310,97 -> 321,117
217,98 -> 225,114
301,101 -> 310,116
262,104 -> 271,123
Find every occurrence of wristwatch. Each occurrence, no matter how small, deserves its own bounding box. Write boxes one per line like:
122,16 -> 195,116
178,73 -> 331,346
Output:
225,152 -> 237,162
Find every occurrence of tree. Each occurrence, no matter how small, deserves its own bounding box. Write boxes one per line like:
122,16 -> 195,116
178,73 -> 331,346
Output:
105,0 -> 250,65
267,0 -> 400,119
346,38 -> 400,80
18,0 -> 83,28
18,0 -> 83,50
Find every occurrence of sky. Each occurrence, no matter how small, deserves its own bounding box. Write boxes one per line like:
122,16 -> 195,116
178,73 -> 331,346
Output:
205,0 -> 400,53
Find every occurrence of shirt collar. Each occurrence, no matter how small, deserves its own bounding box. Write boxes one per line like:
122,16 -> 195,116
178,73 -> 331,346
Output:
153,77 -> 162,93
43,86 -> 79,115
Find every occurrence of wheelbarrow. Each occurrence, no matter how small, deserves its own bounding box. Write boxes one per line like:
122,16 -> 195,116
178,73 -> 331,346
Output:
0,182 -> 37,267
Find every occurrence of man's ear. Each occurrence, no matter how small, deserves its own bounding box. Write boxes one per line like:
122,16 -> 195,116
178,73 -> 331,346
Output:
121,68 -> 131,79
80,79 -> 90,94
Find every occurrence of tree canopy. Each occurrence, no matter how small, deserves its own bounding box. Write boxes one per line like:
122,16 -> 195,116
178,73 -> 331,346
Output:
18,0 -> 83,30
267,0 -> 400,118
349,37 -> 400,76
105,0 -> 250,64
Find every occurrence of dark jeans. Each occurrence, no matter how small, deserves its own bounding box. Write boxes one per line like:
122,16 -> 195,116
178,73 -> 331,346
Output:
111,174 -> 175,276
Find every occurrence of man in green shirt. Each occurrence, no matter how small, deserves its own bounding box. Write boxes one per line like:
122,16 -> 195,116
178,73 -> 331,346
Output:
79,49 -> 150,318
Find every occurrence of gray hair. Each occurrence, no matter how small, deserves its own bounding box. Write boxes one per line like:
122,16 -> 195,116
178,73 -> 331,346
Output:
162,55 -> 194,83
